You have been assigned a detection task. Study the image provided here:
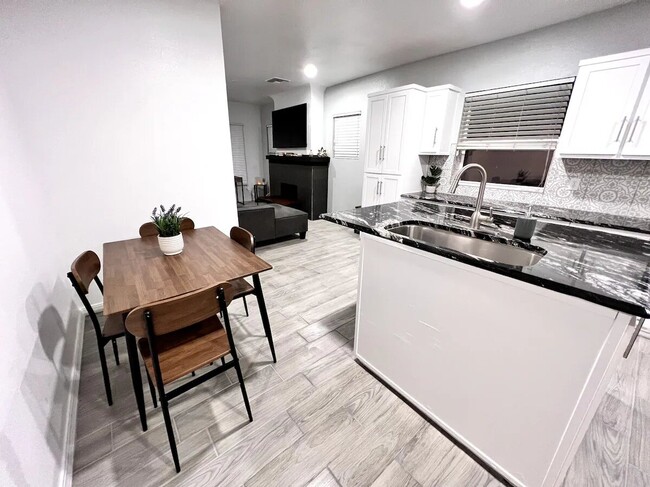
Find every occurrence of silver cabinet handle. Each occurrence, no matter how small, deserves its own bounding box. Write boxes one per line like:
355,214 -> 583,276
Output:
380,145 -> 384,161
375,181 -> 379,195
433,127 -> 438,146
615,116 -> 628,142
628,116 -> 641,143
624,317 -> 645,358
379,181 -> 383,194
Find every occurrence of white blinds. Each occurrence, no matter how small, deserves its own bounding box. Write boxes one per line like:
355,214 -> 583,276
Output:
333,113 -> 361,159
458,78 -> 575,150
230,124 -> 247,184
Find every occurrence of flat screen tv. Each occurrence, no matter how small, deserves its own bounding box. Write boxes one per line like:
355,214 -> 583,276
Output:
272,103 -> 307,148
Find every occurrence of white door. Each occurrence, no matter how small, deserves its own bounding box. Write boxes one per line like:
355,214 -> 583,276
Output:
381,93 -> 407,175
364,96 -> 386,173
621,82 -> 650,158
560,55 -> 650,157
378,175 -> 400,205
420,91 -> 449,154
361,173 -> 381,207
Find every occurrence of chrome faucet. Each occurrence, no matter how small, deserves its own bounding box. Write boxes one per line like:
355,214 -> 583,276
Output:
449,163 -> 488,230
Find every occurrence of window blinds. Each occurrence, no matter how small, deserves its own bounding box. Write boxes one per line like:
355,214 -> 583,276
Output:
457,78 -> 575,150
230,124 -> 247,184
333,113 -> 361,159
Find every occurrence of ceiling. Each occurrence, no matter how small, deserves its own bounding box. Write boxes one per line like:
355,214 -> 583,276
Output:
220,0 -> 633,104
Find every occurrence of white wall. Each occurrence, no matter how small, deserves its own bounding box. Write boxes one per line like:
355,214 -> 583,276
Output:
0,1 -> 235,485
324,1 -> 650,212
228,101 -> 266,190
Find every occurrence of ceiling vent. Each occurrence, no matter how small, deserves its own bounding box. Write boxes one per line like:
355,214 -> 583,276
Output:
266,77 -> 290,84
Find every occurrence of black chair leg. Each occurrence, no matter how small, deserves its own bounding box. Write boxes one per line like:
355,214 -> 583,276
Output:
191,371 -> 195,377
252,274 -> 277,363
242,296 -> 249,317
146,373 -> 158,408
161,399 -> 181,472
98,344 -> 113,406
112,338 -> 120,366
221,357 -> 226,366
233,360 -> 253,422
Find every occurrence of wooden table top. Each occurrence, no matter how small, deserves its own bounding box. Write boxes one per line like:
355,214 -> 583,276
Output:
102,226 -> 272,316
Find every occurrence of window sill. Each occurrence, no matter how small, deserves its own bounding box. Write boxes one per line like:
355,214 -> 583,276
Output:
457,181 -> 545,194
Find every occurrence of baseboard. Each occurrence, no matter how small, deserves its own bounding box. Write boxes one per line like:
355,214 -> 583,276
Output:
91,301 -> 103,314
58,306 -> 88,487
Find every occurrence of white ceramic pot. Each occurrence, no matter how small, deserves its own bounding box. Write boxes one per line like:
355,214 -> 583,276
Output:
425,184 -> 438,194
158,233 -> 184,256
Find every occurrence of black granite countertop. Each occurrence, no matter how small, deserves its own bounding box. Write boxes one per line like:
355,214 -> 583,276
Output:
322,200 -> 650,318
402,191 -> 650,235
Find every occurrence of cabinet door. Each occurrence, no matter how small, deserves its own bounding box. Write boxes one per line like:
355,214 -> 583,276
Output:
381,93 -> 407,175
560,55 -> 650,157
621,82 -> 650,158
361,173 -> 381,207
378,175 -> 400,205
420,90 -> 449,154
364,96 -> 386,173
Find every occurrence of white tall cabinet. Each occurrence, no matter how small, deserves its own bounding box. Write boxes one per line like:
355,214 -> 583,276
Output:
361,84 -> 464,207
559,48 -> 650,159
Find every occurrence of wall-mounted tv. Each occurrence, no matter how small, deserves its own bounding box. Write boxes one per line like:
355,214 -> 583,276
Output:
271,103 -> 307,149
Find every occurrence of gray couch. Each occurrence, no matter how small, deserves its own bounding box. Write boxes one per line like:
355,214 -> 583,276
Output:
237,202 -> 308,243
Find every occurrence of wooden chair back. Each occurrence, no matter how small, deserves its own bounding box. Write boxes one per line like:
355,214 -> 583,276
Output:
230,226 -> 255,253
180,218 -> 195,231
125,283 -> 234,338
139,222 -> 158,237
70,251 -> 101,295
139,218 -> 194,238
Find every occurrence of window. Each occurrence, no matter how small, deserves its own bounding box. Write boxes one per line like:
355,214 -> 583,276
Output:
457,78 -> 574,188
333,113 -> 361,159
230,124 -> 247,184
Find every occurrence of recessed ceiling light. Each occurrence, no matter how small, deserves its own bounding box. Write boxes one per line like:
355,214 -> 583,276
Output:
303,64 -> 318,79
460,0 -> 486,8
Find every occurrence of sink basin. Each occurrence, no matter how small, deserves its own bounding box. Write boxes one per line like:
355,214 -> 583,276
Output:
388,224 -> 545,267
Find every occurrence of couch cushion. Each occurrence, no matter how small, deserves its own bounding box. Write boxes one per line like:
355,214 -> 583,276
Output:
268,204 -> 307,219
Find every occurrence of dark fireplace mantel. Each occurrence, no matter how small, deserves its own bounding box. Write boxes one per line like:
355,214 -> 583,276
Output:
266,154 -> 330,166
265,154 -> 330,220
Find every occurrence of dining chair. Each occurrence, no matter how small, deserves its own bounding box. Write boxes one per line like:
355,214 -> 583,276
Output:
67,251 -> 124,406
124,283 -> 252,473
229,226 -> 276,362
138,218 -> 195,237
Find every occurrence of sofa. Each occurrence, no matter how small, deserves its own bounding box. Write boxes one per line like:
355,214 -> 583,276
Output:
237,202 -> 308,243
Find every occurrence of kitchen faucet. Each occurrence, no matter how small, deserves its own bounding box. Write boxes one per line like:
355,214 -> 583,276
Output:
449,163 -> 488,230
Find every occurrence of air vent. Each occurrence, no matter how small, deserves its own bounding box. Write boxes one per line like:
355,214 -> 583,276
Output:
266,77 -> 290,84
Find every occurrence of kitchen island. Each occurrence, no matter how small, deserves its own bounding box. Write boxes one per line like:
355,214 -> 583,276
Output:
322,199 -> 649,487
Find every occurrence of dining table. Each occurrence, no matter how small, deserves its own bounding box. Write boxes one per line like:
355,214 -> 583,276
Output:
102,226 -> 274,431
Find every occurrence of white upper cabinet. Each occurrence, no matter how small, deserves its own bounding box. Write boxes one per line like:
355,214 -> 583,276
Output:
621,80 -> 650,158
419,85 -> 464,155
559,49 -> 650,159
363,85 -> 425,175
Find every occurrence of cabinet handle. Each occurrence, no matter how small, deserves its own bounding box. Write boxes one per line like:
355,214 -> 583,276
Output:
615,116 -> 628,142
380,145 -> 384,161
628,116 -> 641,143
376,181 -> 379,195
433,127 -> 438,146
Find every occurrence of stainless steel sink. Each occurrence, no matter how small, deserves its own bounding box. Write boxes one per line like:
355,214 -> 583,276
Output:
388,224 -> 545,267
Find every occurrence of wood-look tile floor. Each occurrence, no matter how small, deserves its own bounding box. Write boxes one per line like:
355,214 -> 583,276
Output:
72,220 -> 650,487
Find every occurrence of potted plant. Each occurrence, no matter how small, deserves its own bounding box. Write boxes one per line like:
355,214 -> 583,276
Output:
151,204 -> 186,255
421,164 -> 443,193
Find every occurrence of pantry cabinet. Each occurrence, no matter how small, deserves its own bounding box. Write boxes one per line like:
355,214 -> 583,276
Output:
559,48 -> 650,159
361,84 -> 464,208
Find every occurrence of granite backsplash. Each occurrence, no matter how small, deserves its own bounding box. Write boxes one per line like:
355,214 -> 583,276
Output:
430,153 -> 650,220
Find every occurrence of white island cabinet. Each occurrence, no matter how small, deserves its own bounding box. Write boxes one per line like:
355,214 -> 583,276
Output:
355,233 -> 634,487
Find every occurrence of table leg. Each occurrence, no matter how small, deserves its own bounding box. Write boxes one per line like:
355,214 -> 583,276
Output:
253,274 -> 277,363
125,330 -> 147,431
